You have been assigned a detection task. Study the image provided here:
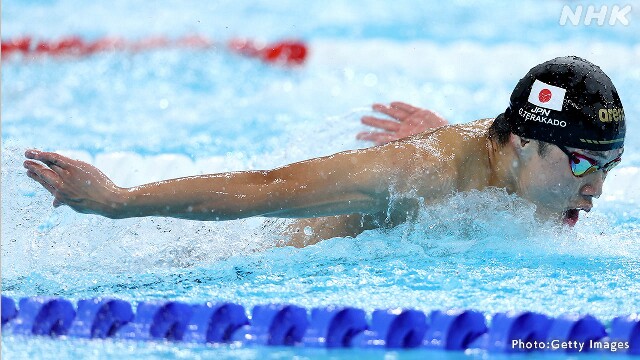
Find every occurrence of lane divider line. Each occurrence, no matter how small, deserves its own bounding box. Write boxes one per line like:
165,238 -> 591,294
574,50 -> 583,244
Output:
1,295 -> 638,354
1,35 -> 308,66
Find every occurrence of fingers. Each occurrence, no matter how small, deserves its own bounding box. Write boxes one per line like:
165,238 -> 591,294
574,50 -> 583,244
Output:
389,101 -> 421,113
356,132 -> 398,145
372,102 -> 421,121
372,103 -> 409,121
27,170 -> 67,208
25,149 -> 69,169
49,163 -> 69,176
24,149 -> 72,179
361,116 -> 401,132
26,169 -> 58,196
26,163 -> 78,208
24,160 -> 63,189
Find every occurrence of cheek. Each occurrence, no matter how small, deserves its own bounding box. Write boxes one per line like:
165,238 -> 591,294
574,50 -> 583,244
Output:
527,161 -> 574,200
547,177 -> 574,197
547,170 -> 581,202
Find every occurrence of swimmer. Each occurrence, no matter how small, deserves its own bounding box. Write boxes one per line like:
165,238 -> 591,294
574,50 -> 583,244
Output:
24,56 -> 626,247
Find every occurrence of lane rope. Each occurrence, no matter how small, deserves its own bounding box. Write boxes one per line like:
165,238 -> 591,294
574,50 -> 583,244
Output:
1,35 -> 308,66
1,295 -> 638,354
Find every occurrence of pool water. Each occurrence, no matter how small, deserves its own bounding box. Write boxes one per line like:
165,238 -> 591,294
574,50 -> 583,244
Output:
2,0 -> 639,359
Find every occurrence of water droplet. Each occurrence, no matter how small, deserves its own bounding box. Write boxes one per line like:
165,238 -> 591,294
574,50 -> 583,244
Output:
304,226 -> 313,236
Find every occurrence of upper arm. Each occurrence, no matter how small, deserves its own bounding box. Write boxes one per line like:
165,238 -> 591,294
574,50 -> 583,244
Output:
259,138 -> 457,218
259,144 -> 415,218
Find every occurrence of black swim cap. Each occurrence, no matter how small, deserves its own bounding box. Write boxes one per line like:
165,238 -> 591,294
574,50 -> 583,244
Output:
506,56 -> 625,151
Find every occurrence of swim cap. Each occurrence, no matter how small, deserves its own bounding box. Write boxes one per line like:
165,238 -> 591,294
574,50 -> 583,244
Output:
506,56 -> 625,151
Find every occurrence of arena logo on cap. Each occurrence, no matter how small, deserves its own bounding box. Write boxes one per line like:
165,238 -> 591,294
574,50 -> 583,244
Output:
599,108 -> 625,123
527,80 -> 566,111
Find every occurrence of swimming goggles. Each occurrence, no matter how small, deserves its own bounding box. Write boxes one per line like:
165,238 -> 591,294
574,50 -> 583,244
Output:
557,144 -> 622,177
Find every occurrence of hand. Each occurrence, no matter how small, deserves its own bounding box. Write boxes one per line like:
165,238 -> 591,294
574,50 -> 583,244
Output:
357,102 -> 448,145
23,149 -> 124,218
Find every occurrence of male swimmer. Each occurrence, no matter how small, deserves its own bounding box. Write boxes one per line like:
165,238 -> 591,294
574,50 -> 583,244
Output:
24,56 -> 626,247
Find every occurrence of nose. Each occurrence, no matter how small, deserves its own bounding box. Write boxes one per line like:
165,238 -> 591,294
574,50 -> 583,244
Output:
580,170 -> 605,199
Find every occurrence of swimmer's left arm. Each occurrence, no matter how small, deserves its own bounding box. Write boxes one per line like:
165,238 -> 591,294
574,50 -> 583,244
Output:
114,144 -> 413,220
23,144 -> 426,220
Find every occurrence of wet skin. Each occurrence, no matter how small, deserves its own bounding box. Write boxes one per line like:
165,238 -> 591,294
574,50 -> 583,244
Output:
24,117 -> 623,248
286,121 -> 623,247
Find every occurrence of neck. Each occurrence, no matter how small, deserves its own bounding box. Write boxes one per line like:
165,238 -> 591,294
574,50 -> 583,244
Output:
485,136 -> 518,193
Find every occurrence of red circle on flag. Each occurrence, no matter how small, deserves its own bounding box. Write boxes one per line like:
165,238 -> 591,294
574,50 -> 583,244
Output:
538,89 -> 552,103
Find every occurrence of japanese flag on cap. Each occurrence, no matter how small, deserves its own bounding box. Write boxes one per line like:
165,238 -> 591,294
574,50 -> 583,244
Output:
527,79 -> 566,111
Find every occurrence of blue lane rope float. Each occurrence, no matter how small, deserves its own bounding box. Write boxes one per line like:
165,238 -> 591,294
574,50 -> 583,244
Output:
351,308 -> 428,348
12,297 -> 76,336
68,298 -> 134,339
547,314 -> 608,353
114,300 -> 194,341
470,311 -> 552,353
230,304 -> 309,346
1,295 -> 638,355
182,302 -> 248,343
1,296 -> 18,325
302,306 -> 368,348
611,315 -> 640,351
424,309 -> 487,350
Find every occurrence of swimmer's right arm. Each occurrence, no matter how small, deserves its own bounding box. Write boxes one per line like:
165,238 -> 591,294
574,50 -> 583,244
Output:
24,144 -> 435,220
358,102 -> 448,145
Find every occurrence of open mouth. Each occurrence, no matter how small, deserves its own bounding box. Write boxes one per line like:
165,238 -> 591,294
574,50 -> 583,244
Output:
563,209 -> 580,226
562,207 -> 591,227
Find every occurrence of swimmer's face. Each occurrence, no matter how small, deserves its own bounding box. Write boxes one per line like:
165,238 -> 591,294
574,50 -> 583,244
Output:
516,141 -> 623,226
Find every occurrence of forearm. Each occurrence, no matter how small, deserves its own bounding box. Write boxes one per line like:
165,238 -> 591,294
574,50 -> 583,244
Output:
113,169 -> 385,221
114,171 -> 274,220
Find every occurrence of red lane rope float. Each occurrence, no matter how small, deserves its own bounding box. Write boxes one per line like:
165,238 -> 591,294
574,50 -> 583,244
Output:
1,35 -> 308,66
227,38 -> 307,65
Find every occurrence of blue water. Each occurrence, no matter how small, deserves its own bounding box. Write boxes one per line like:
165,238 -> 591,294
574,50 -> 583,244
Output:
2,0 -> 639,359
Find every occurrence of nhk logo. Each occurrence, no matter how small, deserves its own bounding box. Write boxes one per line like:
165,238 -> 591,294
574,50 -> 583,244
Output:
559,5 -> 632,26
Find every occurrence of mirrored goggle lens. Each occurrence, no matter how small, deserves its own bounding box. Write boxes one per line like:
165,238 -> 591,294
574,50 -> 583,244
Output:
571,158 -> 597,176
571,155 -> 621,176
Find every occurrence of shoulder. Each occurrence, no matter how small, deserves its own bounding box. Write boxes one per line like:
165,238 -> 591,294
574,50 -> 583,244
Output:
389,119 -> 494,194
395,119 -> 492,161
